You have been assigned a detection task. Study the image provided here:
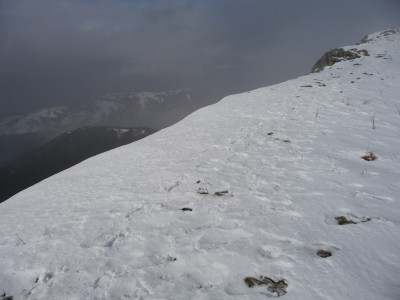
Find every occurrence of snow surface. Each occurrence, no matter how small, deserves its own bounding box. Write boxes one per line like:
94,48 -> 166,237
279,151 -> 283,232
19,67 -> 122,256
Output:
1,29 -> 400,299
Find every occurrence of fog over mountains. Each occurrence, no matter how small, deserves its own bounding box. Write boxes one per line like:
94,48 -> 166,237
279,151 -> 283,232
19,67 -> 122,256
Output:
2,1 -> 399,118
0,88 -> 221,135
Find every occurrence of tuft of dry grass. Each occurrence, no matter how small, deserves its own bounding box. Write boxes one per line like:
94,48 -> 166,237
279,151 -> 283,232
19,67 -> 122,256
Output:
244,276 -> 288,297
361,152 -> 378,161
335,216 -> 357,225
317,249 -> 332,258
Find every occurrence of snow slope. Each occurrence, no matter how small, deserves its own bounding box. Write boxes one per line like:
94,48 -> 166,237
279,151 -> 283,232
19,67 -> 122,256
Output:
0,29 -> 399,299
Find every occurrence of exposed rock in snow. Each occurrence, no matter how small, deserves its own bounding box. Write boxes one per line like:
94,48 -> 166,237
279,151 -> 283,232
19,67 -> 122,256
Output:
311,48 -> 366,73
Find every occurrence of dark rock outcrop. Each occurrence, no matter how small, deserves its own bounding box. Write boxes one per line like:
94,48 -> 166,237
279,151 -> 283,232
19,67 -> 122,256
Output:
311,48 -> 369,73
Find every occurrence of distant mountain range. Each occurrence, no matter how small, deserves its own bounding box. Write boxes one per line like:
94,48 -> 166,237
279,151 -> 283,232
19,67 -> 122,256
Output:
0,88 -> 222,163
0,88 -> 219,135
0,126 -> 155,203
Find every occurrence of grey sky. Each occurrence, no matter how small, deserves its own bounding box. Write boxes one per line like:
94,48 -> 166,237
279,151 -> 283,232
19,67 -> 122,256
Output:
1,0 -> 399,116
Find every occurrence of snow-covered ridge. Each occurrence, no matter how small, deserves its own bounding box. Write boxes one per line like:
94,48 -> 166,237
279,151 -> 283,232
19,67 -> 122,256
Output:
0,88 -> 199,135
0,29 -> 399,299
0,107 -> 69,135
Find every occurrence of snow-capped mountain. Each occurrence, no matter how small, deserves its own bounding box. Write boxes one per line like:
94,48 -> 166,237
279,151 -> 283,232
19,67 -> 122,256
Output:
0,29 -> 399,299
0,88 -> 219,136
0,88 -> 220,164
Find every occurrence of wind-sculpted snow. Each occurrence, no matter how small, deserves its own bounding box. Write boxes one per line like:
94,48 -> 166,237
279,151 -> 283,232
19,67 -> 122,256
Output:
0,29 -> 399,299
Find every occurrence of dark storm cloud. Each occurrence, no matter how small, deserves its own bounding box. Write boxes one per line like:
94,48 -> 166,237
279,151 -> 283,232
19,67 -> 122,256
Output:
1,0 -> 399,116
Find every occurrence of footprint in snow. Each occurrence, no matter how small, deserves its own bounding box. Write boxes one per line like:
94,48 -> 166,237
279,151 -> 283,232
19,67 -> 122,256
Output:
34,272 -> 54,284
258,241 -> 339,262
165,181 -> 181,192
80,227 -> 130,249
92,271 -> 115,290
